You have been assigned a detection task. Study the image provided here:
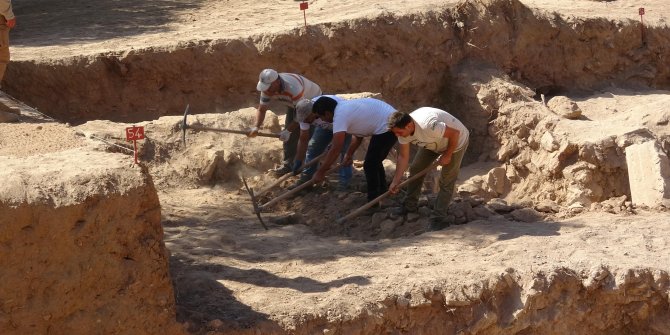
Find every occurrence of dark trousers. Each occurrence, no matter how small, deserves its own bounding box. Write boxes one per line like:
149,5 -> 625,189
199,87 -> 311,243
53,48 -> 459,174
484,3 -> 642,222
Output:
364,131 -> 397,201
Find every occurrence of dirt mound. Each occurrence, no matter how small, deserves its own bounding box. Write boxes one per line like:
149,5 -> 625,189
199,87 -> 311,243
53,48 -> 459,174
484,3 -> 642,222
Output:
0,148 -> 183,334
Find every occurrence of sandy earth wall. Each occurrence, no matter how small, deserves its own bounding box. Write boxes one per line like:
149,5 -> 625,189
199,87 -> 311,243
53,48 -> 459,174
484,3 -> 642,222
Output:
274,268 -> 670,335
0,149 -> 184,334
5,0 -> 670,125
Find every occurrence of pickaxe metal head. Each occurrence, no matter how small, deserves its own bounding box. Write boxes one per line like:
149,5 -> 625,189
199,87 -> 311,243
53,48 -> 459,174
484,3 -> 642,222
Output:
181,104 -> 190,147
242,175 -> 269,230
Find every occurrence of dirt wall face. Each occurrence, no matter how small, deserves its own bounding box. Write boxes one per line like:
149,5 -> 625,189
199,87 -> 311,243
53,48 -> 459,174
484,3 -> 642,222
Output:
0,149 -> 184,334
6,0 -> 670,125
306,268 -> 670,335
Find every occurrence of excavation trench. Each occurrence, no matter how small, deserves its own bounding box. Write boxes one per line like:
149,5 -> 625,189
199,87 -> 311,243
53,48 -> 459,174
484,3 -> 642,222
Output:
2,0 -> 670,334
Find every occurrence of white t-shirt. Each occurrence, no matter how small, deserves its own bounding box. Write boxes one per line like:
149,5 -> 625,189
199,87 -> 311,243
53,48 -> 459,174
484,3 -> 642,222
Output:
398,107 -> 469,152
332,98 -> 397,136
298,95 -> 344,131
259,73 -> 322,107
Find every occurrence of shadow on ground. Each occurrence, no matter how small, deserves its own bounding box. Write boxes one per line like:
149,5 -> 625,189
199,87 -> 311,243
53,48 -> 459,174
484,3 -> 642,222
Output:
12,0 -> 204,47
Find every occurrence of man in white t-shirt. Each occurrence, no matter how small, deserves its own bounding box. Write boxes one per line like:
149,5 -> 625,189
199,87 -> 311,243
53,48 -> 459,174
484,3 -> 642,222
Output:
292,95 -> 352,190
311,97 -> 398,203
387,107 -> 469,231
248,68 -> 322,176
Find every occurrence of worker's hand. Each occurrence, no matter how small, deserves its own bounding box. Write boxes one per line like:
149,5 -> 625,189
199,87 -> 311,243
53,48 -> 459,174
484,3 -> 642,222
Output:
341,154 -> 353,167
438,152 -> 452,166
292,160 -> 302,175
247,126 -> 258,138
389,180 -> 401,194
312,170 -> 326,184
6,18 -> 15,29
279,129 -> 291,142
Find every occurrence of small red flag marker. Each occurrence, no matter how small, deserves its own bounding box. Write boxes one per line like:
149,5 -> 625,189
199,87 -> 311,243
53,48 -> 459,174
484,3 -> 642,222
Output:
125,125 -> 145,164
300,1 -> 308,30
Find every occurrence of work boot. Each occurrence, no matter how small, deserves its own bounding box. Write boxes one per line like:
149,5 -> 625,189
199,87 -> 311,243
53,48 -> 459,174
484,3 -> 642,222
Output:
390,205 -> 418,218
428,214 -> 454,231
271,165 -> 291,177
361,202 -> 382,216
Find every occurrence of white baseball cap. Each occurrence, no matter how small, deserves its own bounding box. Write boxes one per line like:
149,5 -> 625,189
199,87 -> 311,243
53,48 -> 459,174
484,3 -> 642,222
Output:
257,68 -> 279,91
295,98 -> 314,123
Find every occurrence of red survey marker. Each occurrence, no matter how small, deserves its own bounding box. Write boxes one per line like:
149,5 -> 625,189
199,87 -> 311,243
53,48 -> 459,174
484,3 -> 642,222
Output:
125,126 -> 145,164
125,126 -> 145,141
300,2 -> 308,29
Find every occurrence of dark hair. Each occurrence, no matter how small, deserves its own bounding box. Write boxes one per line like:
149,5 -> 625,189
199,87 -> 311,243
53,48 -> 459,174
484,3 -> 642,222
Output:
387,111 -> 413,129
312,96 -> 338,116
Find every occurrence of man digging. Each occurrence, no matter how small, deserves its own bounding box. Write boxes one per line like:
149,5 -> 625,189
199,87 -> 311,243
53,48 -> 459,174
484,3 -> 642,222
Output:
387,107 -> 469,231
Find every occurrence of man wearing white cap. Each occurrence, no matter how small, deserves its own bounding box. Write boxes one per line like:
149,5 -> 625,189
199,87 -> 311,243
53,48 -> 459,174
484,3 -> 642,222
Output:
249,68 -> 322,176
292,95 -> 352,191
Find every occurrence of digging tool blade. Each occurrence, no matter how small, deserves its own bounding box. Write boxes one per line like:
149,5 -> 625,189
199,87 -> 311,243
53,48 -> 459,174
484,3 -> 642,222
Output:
336,161 -> 440,224
258,163 -> 342,212
242,175 -> 269,230
255,151 -> 327,197
181,104 -> 190,147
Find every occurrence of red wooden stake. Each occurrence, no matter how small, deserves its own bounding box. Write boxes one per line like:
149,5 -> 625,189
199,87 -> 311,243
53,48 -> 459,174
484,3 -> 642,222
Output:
125,126 -> 145,164
300,2 -> 308,30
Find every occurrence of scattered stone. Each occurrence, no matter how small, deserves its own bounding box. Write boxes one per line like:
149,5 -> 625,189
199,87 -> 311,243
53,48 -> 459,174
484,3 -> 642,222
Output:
473,205 -> 496,218
568,202 -> 586,214
487,198 -> 513,213
540,131 -> 559,152
547,95 -> 582,119
380,219 -> 398,235
626,141 -> 670,207
487,167 -> 507,194
510,208 -> 545,222
535,199 -> 560,213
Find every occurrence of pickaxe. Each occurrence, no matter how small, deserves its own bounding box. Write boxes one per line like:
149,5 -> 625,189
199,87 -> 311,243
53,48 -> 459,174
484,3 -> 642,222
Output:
241,176 -> 269,230
259,163 -> 342,211
248,163 -> 343,226
336,161 -> 440,224
181,104 -> 279,146
240,152 -> 326,230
